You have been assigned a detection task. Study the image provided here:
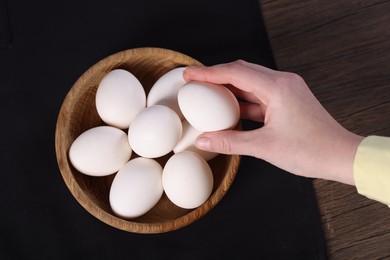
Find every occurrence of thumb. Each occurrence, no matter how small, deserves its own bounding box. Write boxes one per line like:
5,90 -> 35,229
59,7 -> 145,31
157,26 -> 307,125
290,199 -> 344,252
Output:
194,129 -> 258,156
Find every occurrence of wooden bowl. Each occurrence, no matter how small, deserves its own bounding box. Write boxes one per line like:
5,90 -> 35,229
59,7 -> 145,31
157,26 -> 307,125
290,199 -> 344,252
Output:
55,47 -> 240,233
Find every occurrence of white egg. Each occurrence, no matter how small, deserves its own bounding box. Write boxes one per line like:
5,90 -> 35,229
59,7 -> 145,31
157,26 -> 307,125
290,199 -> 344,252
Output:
128,105 -> 182,158
69,126 -> 132,176
147,67 -> 186,119
178,81 -> 240,132
109,157 -> 163,219
162,151 -> 213,209
96,69 -> 146,129
173,120 -> 218,161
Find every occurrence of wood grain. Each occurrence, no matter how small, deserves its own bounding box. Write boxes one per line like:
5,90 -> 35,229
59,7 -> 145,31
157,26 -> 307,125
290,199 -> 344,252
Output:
55,47 -> 241,234
259,0 -> 390,258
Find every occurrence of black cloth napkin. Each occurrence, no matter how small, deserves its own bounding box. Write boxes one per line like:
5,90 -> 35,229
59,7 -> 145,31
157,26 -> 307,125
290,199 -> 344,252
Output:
0,0 -> 11,48
0,0 -> 327,259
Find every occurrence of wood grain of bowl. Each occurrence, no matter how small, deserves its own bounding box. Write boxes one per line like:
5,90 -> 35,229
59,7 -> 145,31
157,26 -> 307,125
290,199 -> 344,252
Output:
55,47 -> 240,234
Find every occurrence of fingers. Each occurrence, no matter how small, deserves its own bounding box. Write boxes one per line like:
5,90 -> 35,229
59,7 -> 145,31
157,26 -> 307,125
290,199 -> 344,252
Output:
232,59 -> 279,76
183,60 -> 275,104
194,129 -> 261,157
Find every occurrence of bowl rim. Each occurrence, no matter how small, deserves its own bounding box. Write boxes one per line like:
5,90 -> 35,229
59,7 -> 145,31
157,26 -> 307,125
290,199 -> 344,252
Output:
55,47 -> 241,234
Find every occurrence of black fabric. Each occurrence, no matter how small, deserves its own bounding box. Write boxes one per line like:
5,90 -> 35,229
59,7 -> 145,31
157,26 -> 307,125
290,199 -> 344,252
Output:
0,0 -> 11,48
0,0 -> 327,259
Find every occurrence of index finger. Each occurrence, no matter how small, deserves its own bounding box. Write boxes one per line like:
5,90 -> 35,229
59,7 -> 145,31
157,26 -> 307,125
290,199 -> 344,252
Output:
183,60 -> 276,104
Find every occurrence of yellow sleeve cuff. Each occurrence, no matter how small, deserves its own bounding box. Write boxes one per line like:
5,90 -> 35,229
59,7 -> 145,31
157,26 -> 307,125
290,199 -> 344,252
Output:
354,136 -> 390,206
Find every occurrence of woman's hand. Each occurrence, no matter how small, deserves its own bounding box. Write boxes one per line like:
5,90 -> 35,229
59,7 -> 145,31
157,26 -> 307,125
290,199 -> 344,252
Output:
183,60 -> 364,185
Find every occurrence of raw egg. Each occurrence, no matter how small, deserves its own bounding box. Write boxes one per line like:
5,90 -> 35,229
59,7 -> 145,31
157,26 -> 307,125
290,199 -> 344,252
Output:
178,81 -> 240,132
96,69 -> 146,129
162,151 -> 213,209
109,157 -> 163,219
147,67 -> 186,119
69,126 -> 132,176
128,105 -> 182,158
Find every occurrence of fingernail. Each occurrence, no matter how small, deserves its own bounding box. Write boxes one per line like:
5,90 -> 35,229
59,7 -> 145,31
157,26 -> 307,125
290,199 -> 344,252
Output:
183,67 -> 190,82
195,136 -> 211,150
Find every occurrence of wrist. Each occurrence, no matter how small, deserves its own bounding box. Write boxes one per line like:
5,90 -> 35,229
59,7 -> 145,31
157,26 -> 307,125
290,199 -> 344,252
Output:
330,131 -> 364,185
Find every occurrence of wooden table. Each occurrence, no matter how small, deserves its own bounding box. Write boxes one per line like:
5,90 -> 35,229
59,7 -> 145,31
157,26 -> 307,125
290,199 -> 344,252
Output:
259,0 -> 390,258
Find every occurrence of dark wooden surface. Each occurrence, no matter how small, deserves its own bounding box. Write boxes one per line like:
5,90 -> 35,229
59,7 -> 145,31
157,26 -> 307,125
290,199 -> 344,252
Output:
259,0 -> 390,258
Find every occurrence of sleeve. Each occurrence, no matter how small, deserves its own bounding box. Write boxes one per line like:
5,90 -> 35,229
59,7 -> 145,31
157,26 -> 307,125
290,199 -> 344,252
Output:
353,135 -> 390,206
